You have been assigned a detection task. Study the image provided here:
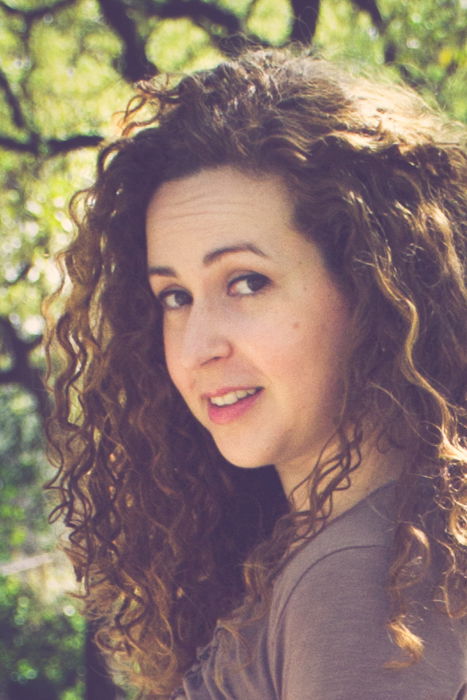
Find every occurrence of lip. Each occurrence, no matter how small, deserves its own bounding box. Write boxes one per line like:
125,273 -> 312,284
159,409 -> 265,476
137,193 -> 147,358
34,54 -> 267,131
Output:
204,386 -> 259,399
204,386 -> 263,425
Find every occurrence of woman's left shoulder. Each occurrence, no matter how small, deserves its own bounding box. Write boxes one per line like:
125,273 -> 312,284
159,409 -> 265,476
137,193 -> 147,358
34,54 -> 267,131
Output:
271,482 -> 397,616
266,483 -> 466,699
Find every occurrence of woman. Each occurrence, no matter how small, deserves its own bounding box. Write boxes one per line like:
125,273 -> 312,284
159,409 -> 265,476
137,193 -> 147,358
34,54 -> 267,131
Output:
46,48 -> 466,698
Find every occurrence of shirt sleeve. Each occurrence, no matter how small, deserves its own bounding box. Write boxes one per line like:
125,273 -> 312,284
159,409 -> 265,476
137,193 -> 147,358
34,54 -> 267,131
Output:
269,546 -> 465,700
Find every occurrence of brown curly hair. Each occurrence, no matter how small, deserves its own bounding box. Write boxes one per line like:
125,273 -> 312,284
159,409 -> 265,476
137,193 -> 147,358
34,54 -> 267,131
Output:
45,47 -> 467,697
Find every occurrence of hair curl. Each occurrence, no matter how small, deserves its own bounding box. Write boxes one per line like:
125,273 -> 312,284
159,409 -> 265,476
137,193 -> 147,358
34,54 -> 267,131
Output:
45,47 -> 467,697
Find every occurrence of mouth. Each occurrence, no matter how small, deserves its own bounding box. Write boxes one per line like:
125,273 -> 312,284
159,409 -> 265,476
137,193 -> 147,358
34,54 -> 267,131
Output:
208,387 -> 261,407
205,387 -> 263,425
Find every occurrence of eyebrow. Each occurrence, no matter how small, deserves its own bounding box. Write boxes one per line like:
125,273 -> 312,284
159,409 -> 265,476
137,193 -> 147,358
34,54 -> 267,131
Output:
147,242 -> 268,277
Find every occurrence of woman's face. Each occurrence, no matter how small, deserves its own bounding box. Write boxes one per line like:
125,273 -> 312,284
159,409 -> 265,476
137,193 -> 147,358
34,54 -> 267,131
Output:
146,166 -> 352,494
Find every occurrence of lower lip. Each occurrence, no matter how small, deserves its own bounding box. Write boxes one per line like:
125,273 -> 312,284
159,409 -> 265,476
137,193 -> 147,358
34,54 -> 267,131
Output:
206,390 -> 262,425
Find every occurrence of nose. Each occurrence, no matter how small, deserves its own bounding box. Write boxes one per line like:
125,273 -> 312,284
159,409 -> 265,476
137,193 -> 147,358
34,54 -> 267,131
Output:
177,300 -> 233,369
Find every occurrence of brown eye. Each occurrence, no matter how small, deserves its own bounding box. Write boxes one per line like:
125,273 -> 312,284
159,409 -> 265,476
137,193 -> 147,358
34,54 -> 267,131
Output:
158,289 -> 192,310
228,273 -> 270,296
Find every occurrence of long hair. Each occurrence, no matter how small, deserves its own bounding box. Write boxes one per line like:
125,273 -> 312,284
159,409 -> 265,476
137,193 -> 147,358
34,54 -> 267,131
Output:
45,47 -> 466,696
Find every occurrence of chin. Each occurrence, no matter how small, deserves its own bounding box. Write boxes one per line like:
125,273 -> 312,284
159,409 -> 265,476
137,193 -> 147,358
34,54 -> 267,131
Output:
230,459 -> 270,470
214,443 -> 269,470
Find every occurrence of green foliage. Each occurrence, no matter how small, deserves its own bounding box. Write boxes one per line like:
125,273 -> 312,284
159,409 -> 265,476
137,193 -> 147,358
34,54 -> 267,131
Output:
247,0 -> 292,45
382,0 -> 467,118
0,576 -> 85,699
147,18 -> 221,71
0,386 -> 48,560
316,0 -> 467,120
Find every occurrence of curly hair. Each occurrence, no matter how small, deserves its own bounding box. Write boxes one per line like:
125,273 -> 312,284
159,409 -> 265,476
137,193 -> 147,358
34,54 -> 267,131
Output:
45,47 -> 467,697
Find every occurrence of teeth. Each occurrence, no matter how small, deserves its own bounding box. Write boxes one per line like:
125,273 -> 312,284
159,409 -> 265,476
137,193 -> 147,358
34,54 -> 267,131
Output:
210,388 -> 258,407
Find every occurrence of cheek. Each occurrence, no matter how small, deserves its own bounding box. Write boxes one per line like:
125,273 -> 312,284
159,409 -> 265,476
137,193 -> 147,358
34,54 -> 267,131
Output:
280,306 -> 350,385
162,325 -> 183,390
249,317 -> 315,385
325,302 -> 352,361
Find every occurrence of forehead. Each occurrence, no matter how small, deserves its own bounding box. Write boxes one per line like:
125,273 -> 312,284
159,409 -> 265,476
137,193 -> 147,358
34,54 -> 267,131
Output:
145,166 -> 298,259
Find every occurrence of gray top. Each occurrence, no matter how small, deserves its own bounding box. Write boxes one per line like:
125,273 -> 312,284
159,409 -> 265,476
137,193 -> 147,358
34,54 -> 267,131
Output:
172,483 -> 466,699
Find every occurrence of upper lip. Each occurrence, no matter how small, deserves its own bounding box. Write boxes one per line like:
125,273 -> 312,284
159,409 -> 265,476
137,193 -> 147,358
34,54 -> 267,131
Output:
202,386 -> 261,399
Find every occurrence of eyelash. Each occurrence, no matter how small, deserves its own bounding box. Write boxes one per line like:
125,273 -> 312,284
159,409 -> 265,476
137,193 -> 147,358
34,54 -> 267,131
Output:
157,272 -> 271,310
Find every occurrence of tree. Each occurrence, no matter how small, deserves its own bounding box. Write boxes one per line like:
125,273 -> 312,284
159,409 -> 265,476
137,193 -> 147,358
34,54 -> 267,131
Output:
0,0 -> 465,696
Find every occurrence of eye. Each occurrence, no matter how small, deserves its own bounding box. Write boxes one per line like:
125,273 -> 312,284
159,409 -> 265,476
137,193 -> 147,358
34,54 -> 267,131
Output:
228,272 -> 270,297
157,288 -> 192,310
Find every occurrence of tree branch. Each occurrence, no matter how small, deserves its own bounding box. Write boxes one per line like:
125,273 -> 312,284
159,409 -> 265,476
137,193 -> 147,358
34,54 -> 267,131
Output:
143,0 -> 242,34
290,0 -> 321,43
0,316 -> 50,424
97,0 -> 158,81
47,134 -> 104,155
0,133 -> 103,155
348,1 -> 400,66
0,135 -> 34,152
0,66 -> 27,129
350,0 -> 385,31
138,0 -> 270,55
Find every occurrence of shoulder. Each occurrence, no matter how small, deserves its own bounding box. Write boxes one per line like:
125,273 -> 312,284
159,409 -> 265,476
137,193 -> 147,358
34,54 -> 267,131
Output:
267,484 -> 396,682
270,482 -> 396,628
267,483 -> 467,699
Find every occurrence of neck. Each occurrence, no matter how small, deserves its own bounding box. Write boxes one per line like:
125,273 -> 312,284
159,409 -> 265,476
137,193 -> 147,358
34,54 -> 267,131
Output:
277,440 -> 405,519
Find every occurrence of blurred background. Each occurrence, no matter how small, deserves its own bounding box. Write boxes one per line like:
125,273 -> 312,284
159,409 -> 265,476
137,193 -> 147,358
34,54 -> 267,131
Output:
0,0 -> 465,697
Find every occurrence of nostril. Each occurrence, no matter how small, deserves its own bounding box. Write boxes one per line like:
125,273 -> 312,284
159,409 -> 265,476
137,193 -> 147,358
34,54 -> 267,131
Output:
180,332 -> 233,369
